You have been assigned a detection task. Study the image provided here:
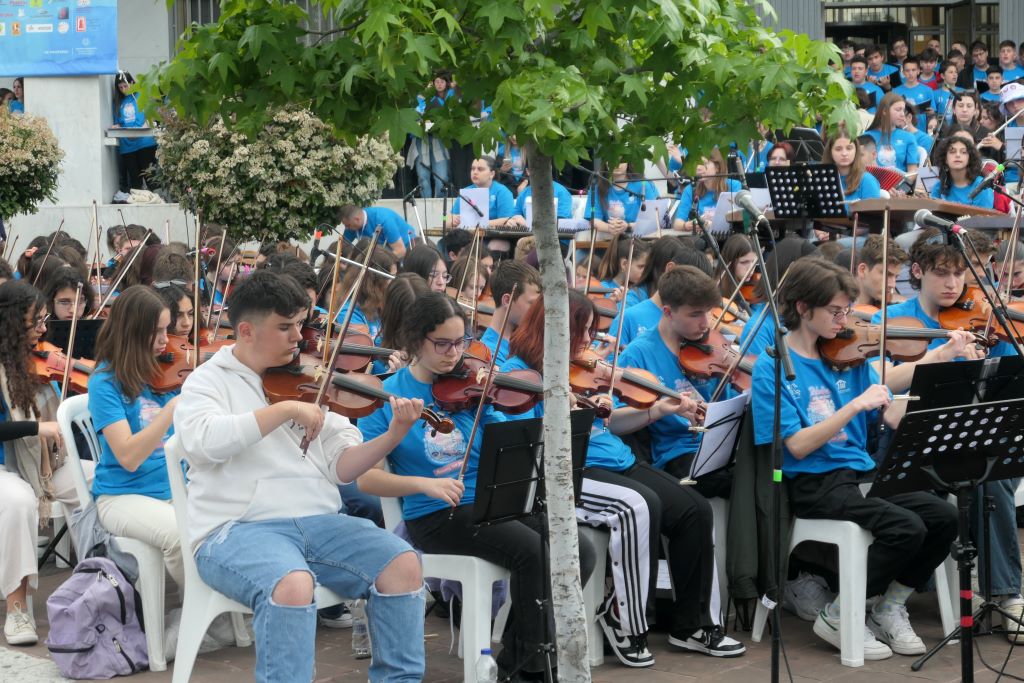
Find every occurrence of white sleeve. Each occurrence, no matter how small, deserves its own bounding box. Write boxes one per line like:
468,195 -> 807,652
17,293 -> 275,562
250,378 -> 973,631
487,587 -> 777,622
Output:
322,412 -> 364,485
174,371 -> 262,466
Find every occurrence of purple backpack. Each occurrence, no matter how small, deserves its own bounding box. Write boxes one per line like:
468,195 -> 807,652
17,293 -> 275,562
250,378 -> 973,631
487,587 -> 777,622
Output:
45,557 -> 149,679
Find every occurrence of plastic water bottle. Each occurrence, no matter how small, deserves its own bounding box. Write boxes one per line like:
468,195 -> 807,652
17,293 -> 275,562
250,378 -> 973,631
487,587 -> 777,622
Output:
350,599 -> 371,659
475,648 -> 498,682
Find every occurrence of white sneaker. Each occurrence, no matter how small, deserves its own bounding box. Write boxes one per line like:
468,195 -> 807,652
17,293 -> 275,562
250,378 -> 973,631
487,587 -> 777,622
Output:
1000,596 -> 1024,643
868,604 -> 926,655
812,608 -> 892,660
4,602 -> 37,646
782,572 -> 834,622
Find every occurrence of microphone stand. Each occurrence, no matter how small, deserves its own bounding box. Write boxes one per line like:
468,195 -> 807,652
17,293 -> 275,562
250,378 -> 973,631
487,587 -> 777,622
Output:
419,159 -> 452,240
690,192 -> 752,314
743,209 -> 794,683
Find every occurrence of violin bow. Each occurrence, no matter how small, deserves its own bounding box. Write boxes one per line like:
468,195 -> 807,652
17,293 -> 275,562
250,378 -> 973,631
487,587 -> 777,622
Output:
322,232 -> 346,359
848,212 -> 859,275
192,214 -> 203,359
84,200 -> 100,287
31,218 -> 66,286
303,227 -> 384,454
3,234 -> 19,263
451,282 -> 519,515
59,282 -> 84,400
93,228 -> 153,316
984,203 -> 1024,339
878,204 -> 890,394
212,261 -> 239,339
205,228 -> 227,328
604,238 -> 634,408
711,260 -> 757,334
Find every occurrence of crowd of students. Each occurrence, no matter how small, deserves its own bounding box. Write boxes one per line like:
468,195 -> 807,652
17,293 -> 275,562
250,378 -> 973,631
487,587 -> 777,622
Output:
5,32 -> 1024,683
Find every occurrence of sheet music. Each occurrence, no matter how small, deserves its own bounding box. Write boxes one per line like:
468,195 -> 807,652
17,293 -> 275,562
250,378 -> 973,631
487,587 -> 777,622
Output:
634,198 -> 670,237
918,166 -> 940,194
524,196 -> 559,228
459,187 -> 491,229
711,189 -> 770,234
1007,127 -> 1024,162
688,393 -> 748,479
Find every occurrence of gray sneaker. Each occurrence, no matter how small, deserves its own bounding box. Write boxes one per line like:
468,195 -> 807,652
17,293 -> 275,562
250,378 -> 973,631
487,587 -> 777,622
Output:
812,608 -> 892,660
868,604 -> 926,655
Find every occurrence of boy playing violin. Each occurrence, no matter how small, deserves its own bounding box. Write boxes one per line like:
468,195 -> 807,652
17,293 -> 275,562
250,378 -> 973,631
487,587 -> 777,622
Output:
173,270 -> 428,682
871,230 -> 1024,641
853,235 -> 908,309
751,258 -> 958,659
479,260 -> 541,365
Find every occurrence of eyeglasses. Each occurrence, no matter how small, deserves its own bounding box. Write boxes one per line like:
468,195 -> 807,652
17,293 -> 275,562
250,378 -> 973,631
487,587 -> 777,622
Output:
429,270 -> 452,283
152,280 -> 188,289
823,305 -> 852,322
27,314 -> 50,329
55,298 -> 84,308
425,335 -> 473,354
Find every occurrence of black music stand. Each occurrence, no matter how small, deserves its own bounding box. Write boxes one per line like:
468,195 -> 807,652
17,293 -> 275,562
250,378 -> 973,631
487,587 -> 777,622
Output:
870,399 -> 1024,683
46,319 -> 104,360
777,127 -> 826,163
472,409 -> 593,682
765,164 -> 846,220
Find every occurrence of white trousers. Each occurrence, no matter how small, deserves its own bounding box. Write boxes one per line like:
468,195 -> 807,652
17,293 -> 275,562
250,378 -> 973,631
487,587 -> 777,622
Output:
96,494 -> 185,588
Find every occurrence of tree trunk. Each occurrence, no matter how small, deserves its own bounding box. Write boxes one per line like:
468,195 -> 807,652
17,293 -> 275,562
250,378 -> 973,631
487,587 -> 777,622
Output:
524,142 -> 590,681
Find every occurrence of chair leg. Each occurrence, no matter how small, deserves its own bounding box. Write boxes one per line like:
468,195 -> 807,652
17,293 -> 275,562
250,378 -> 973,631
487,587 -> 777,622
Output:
582,547 -> 606,667
460,574 -> 493,683
172,601 -> 220,683
751,600 -> 769,643
837,540 -> 868,668
134,555 -> 167,672
230,612 -> 252,647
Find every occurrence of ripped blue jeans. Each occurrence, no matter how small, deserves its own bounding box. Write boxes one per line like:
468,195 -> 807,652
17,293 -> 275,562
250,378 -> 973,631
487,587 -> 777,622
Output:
195,514 -> 425,683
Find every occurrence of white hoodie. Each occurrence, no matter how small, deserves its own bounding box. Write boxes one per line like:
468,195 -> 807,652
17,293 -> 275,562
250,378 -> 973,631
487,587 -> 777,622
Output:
173,346 -> 362,552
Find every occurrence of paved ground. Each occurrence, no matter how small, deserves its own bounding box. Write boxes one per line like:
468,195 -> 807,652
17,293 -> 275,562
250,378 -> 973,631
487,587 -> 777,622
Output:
5,560 -> 1024,682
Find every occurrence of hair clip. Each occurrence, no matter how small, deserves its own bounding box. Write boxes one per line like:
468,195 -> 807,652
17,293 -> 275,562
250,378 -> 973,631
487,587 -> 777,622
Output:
23,247 -> 38,258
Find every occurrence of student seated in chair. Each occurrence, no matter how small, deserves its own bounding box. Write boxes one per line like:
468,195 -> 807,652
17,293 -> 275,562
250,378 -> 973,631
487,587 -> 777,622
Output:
173,270 -> 427,682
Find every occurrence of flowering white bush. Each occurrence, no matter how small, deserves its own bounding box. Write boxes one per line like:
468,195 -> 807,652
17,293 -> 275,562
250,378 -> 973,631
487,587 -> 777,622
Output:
0,112 -> 64,220
156,108 -> 401,241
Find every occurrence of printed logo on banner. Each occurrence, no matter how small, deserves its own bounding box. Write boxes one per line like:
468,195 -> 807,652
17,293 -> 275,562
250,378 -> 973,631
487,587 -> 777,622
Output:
75,15 -> 85,31
11,22 -> 21,36
59,7 -> 70,20
58,21 -> 68,33
0,23 -> 5,37
27,23 -> 54,33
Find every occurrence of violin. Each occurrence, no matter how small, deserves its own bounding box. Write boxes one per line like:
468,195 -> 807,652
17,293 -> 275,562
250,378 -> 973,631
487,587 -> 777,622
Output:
150,334 -> 232,394
300,323 -> 397,373
569,350 -> 706,427
432,341 -> 543,414
817,316 -> 995,370
577,277 -> 619,331
32,342 -> 95,395
678,330 -> 755,393
938,286 -> 1024,343
739,272 -> 763,305
262,353 -> 455,433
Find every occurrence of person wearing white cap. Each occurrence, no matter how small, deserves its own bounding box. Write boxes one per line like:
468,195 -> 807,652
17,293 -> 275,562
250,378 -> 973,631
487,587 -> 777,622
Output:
999,82 -> 1024,192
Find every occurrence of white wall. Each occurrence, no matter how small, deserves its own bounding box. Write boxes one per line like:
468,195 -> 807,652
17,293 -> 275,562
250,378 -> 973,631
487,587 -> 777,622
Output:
117,0 -> 171,78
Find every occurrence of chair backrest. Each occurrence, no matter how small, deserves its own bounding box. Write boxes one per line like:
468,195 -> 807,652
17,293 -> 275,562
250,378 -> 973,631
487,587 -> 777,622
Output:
379,461 -> 403,532
55,394 -> 99,510
163,435 -> 202,583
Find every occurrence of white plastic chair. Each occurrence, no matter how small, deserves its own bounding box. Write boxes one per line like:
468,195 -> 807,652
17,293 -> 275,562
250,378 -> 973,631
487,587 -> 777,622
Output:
164,435 -> 345,683
56,395 -> 171,672
378,481 -> 512,682
709,496 -> 730,625
750,517 -> 956,667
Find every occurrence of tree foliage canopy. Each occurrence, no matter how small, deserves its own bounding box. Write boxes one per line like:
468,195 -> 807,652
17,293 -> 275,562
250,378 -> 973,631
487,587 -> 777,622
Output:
144,0 -> 857,172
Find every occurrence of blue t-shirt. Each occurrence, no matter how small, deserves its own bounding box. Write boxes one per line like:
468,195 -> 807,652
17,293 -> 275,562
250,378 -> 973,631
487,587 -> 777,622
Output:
931,87 -> 962,119
1001,66 -> 1024,82
479,327 -> 511,367
842,172 -> 882,203
625,284 -> 650,310
116,94 -> 157,155
343,207 -> 414,249
868,63 -> 900,83
583,182 -> 660,223
496,143 -> 524,181
335,302 -> 380,341
913,129 -> 934,157
675,180 -> 744,220
973,66 -> 990,84
865,129 -> 919,172
9,100 -> 24,114
88,367 -> 177,500
514,182 -> 574,220
751,348 -> 877,476
502,355 -> 636,472
617,328 -> 718,469
980,90 -> 1003,103
737,301 -> 780,360
607,298 -> 661,349
929,176 -> 995,209
452,183 -> 515,220
358,367 -> 506,520
894,83 -> 935,130
850,80 -> 885,113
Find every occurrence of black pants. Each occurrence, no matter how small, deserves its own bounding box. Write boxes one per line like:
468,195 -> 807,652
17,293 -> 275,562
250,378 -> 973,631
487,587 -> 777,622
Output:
586,462 -> 716,635
121,146 -> 157,191
406,505 -> 597,674
787,469 -> 958,597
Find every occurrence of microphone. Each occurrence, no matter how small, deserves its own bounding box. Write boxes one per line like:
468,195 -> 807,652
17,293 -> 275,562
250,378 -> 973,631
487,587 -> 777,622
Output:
734,190 -> 767,225
968,163 -> 1005,200
459,193 -> 485,217
728,148 -> 749,191
913,209 -> 964,234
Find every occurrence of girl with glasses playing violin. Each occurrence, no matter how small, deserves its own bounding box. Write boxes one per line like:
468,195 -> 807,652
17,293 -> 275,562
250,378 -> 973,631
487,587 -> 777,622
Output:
0,280 -> 94,647
401,243 -> 449,293
357,290 -> 597,680
152,281 -> 194,338
502,290 -> 744,666
87,285 -> 185,590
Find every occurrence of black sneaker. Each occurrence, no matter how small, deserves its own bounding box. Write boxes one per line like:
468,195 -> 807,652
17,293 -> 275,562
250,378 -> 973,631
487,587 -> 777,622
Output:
668,625 -> 746,657
597,595 -> 655,668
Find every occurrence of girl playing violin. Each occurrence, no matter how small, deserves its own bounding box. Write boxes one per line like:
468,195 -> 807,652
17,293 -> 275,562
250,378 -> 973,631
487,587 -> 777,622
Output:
42,266 -> 97,321
596,235 -> 652,311
357,290 -> 597,679
87,285 -> 185,589
401,244 -> 449,293
751,258 -> 957,660
716,234 -> 757,300
331,242 -> 397,340
153,281 -> 195,338
0,280 -> 93,647
503,290 -> 743,666
447,254 -> 489,303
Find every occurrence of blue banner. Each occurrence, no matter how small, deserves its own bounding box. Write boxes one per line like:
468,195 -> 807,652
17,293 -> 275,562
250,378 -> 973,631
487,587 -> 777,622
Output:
0,0 -> 117,77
